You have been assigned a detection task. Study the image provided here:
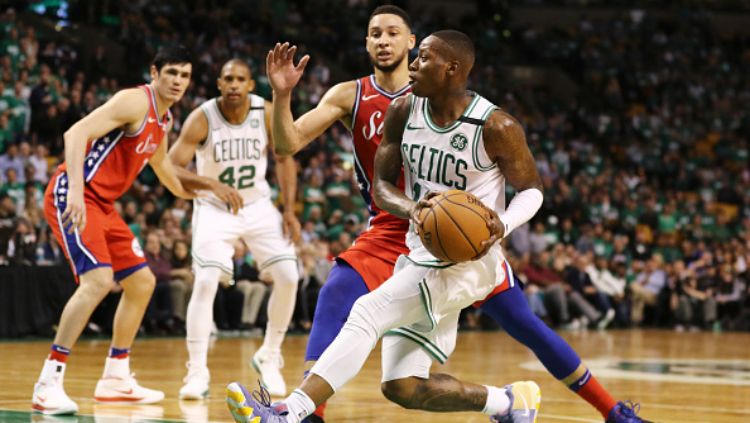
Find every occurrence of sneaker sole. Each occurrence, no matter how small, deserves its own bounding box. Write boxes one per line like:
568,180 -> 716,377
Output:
525,381 -> 542,423
94,394 -> 164,405
179,389 -> 209,400
31,403 -> 78,415
226,382 -> 256,423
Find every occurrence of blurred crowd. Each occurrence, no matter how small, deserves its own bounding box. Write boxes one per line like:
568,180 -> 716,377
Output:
1,2 -> 749,336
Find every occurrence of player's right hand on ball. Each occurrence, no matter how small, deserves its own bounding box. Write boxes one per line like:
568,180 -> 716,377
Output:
476,208 -> 503,260
61,189 -> 86,234
211,180 -> 243,214
266,42 -> 310,95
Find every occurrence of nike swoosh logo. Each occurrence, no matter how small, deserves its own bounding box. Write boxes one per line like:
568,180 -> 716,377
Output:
36,395 -> 47,402
147,117 -> 157,123
406,123 -> 424,130
362,94 -> 379,101
116,388 -> 134,395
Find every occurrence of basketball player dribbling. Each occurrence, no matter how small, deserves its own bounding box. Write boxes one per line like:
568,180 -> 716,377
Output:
32,45 -> 196,415
248,6 -> 645,423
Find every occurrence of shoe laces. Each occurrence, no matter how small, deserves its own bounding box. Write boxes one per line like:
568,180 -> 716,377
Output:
618,401 -> 642,419
251,381 -> 272,408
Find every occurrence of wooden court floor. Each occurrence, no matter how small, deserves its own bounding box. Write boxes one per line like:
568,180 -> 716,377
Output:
1,329 -> 749,422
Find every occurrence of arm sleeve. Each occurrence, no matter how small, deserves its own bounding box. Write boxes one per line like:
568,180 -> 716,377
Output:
498,188 -> 543,238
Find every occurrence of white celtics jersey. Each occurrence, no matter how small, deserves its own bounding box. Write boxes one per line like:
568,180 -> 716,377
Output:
402,92 -> 506,264
196,94 -> 270,205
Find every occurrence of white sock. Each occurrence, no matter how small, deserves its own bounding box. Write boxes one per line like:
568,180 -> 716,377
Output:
482,385 -> 511,416
39,358 -> 66,382
186,267 -> 222,368
283,389 -> 316,423
261,261 -> 298,352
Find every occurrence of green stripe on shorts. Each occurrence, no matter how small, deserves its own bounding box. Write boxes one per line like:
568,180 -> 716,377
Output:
385,327 -> 448,364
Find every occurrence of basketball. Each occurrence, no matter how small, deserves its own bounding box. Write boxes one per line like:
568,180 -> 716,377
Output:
417,190 -> 494,262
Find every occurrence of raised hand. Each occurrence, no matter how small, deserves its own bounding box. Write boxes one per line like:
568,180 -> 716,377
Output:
266,42 -> 310,96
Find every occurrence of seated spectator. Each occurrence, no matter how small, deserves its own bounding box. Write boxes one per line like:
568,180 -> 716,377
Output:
630,254 -> 668,326
169,239 -> 193,328
585,254 -> 626,328
563,253 -> 604,328
143,231 -> 178,335
7,216 -> 36,265
675,264 -> 718,331
0,143 -> 24,183
0,167 -> 24,206
715,265 -> 745,330
520,251 -> 574,327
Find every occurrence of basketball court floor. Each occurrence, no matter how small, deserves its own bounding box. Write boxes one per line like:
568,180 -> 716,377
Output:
1,329 -> 748,422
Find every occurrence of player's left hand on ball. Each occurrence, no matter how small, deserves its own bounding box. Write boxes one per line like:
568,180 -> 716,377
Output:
476,208 -> 503,259
409,191 -> 439,230
282,211 -> 302,243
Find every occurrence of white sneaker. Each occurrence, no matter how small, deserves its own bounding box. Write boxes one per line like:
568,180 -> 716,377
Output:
32,360 -> 79,415
597,308 -> 616,330
179,363 -> 210,400
94,357 -> 164,404
251,350 -> 286,396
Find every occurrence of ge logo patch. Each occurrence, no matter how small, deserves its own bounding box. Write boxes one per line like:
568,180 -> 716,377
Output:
450,133 -> 468,151
250,118 -> 260,128
132,238 -> 144,258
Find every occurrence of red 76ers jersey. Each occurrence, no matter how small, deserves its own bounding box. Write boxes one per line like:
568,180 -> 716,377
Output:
57,84 -> 171,204
350,74 -> 411,230
339,74 -> 412,291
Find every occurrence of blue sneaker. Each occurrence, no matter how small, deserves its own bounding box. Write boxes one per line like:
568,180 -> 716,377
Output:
607,401 -> 651,423
491,381 -> 541,423
226,381 -> 286,423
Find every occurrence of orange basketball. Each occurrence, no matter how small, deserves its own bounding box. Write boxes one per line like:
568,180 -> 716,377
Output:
417,190 -> 493,263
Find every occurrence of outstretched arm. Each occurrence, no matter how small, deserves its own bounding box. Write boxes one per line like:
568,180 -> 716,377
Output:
169,106 -> 243,213
150,123 -> 195,200
267,42 -> 355,155
373,96 -> 414,220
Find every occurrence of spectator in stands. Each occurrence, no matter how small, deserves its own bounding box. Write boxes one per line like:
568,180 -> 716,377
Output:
521,251 -> 574,327
586,254 -> 625,328
232,241 -> 267,333
143,232 -> 178,335
715,265 -> 745,330
630,254 -> 668,326
7,216 -> 36,266
169,239 -> 193,328
0,143 -> 24,183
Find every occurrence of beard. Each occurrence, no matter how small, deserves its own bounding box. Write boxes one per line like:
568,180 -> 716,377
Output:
370,51 -> 406,73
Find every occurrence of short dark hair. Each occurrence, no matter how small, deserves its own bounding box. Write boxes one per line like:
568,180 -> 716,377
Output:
431,29 -> 475,71
369,5 -> 412,30
152,44 -> 192,72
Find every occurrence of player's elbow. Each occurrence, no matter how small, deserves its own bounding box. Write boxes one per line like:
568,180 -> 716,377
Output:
274,144 -> 297,157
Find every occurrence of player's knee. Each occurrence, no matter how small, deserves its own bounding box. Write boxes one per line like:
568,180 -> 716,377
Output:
381,379 -> 419,409
345,298 -> 380,337
267,261 -> 299,287
124,271 -> 156,296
